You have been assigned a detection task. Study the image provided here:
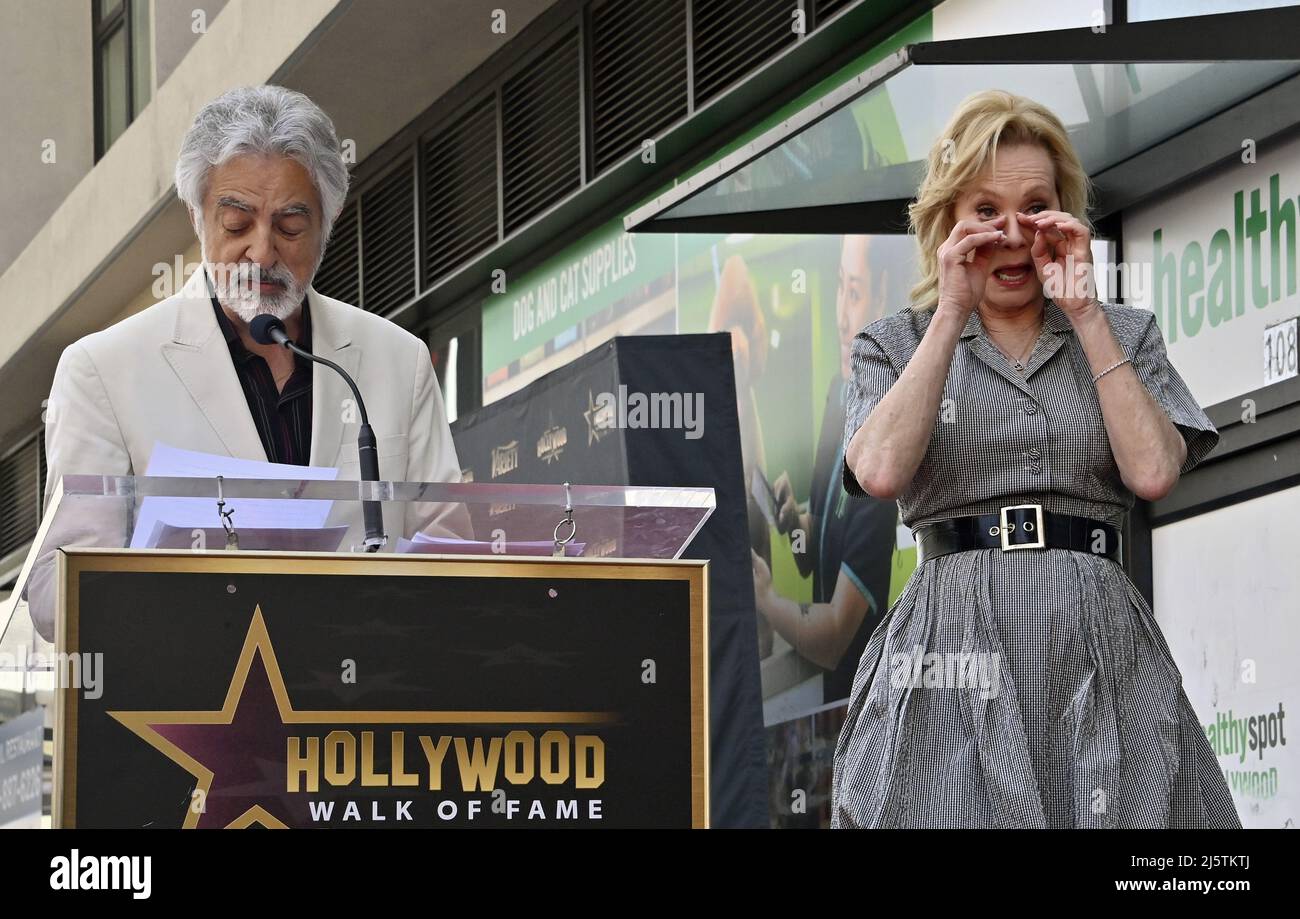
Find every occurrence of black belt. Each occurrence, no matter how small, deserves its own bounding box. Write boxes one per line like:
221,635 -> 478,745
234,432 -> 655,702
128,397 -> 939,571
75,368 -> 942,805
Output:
914,505 -> 1122,563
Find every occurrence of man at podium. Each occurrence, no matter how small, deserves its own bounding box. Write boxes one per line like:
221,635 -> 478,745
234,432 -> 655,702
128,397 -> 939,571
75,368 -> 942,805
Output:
28,85 -> 467,638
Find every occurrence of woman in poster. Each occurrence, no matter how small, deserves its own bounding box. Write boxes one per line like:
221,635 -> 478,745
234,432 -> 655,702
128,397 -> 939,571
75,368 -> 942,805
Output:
831,90 -> 1240,827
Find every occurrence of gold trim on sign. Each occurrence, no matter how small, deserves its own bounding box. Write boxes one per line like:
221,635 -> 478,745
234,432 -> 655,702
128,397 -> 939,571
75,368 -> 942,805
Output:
224,805 -> 288,830
696,564 -> 710,829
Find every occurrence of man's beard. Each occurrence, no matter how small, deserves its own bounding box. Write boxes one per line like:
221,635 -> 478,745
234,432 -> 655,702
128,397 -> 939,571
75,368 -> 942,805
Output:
201,250 -> 317,323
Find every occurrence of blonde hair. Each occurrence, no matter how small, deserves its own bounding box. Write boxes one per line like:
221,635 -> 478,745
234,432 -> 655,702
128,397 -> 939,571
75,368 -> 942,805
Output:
906,90 -> 1094,310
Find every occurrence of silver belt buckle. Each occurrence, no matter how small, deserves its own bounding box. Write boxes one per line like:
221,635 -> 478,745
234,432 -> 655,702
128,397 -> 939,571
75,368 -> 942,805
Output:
999,503 -> 1045,551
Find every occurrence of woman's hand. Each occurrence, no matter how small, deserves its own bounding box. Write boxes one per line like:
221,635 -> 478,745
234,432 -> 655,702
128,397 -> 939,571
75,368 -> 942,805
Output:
1022,210 -> 1100,320
936,215 -> 1007,319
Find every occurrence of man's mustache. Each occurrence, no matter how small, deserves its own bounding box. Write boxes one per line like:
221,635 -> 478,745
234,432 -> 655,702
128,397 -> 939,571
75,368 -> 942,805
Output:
212,263 -> 295,291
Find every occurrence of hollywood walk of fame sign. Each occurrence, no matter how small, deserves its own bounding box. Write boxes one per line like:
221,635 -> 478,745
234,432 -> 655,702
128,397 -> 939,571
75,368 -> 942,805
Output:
54,550 -> 708,828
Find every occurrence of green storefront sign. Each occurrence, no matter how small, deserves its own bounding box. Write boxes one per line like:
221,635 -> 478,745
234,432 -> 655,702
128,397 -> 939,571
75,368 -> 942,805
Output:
482,221 -> 675,376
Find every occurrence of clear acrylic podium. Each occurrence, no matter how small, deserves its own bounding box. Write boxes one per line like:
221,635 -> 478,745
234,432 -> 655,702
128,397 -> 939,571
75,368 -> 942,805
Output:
0,475 -> 714,827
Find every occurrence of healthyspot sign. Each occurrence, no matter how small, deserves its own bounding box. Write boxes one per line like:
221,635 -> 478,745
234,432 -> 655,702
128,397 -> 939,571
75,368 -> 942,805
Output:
1124,131 -> 1300,408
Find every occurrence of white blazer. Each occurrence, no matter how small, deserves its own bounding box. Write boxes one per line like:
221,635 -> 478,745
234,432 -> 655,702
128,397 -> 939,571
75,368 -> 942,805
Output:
28,267 -> 466,637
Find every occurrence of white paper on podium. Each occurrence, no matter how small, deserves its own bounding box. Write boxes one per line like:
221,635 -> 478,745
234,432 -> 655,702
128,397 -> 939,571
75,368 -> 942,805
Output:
129,443 -> 340,549
398,532 -> 586,557
146,522 -> 350,553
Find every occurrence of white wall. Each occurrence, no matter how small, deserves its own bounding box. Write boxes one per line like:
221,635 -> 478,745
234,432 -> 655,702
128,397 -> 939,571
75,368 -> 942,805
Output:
0,0 -> 93,277
154,0 -> 231,88
932,0 -> 1105,39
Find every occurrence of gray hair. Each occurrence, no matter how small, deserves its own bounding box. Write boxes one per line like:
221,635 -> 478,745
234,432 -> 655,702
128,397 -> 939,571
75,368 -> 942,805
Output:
174,85 -> 350,248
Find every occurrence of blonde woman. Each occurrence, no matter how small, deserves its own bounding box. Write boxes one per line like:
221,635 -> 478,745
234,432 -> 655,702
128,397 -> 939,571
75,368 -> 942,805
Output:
831,90 -> 1240,828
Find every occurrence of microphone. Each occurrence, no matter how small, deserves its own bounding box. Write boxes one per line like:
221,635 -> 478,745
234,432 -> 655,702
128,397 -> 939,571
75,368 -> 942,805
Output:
250,314 -> 387,552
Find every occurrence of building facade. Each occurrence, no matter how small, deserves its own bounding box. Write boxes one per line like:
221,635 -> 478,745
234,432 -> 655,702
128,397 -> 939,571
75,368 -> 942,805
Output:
1,0 -> 1296,827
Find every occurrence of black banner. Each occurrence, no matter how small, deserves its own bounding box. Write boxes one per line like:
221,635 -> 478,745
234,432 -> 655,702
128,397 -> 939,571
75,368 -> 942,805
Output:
453,333 -> 767,828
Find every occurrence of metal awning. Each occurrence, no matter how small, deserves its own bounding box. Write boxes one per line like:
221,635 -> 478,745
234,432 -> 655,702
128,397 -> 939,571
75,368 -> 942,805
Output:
625,7 -> 1300,235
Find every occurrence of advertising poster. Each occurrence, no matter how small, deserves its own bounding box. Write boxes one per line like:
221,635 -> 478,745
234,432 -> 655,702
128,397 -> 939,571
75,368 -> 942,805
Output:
0,707 -> 43,829
675,232 -> 919,827
1152,486 -> 1299,828
1123,131 -> 1300,407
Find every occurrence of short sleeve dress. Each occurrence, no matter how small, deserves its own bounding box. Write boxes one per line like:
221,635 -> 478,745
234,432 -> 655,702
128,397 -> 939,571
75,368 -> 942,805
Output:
830,298 -> 1242,828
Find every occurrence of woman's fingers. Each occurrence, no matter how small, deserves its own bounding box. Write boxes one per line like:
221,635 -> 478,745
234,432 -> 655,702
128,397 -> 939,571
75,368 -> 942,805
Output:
944,229 -> 1004,263
942,215 -> 1005,248
1030,226 -> 1054,273
938,217 -> 1009,308
1029,209 -> 1079,226
1032,212 -> 1090,249
1018,211 -> 1085,235
941,217 -> 1006,256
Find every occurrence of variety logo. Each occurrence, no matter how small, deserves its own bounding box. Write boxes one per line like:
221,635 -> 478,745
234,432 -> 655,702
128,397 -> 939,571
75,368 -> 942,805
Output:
491,441 -> 519,478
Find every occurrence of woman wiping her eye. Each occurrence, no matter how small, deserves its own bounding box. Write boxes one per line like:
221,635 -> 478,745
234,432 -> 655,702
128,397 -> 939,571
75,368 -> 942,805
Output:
832,89 -> 1240,829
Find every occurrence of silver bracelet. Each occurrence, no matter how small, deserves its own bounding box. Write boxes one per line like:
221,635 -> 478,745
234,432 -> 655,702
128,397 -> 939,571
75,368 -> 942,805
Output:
1091,356 -> 1131,384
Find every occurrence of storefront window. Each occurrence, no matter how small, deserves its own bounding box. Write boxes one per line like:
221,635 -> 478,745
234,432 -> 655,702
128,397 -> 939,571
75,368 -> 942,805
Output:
93,0 -> 152,160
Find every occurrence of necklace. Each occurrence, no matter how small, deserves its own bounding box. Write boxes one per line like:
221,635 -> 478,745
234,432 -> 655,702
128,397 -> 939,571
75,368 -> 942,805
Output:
996,322 -> 1042,371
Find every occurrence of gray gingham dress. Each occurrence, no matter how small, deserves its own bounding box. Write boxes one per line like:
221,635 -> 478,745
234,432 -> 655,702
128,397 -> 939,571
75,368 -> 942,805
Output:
830,298 -> 1242,828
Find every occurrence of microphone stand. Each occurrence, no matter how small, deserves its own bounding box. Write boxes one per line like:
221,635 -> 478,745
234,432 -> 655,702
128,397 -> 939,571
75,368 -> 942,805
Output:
251,314 -> 387,552
279,341 -> 387,553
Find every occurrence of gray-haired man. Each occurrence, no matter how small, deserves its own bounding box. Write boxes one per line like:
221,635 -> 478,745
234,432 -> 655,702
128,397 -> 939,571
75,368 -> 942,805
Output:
31,85 -> 465,637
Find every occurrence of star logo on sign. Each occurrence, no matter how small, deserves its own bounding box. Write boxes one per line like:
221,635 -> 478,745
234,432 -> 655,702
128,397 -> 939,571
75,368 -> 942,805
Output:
108,607 -> 616,829
583,390 -> 613,446
109,609 -> 308,829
